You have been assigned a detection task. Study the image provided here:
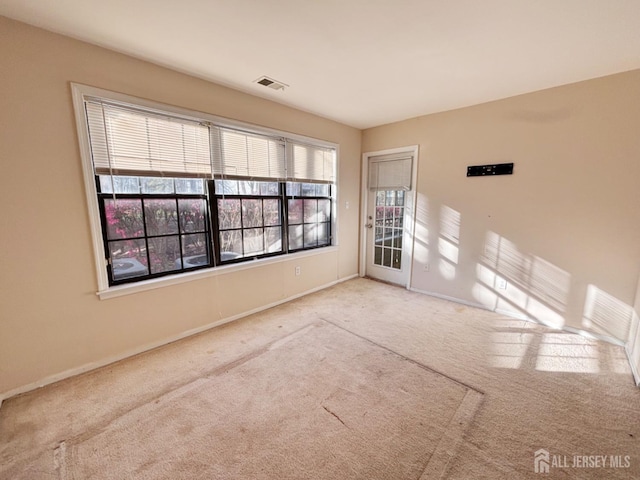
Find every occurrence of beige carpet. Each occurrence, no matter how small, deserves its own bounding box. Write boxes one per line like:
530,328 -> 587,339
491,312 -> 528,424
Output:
1,278 -> 638,479
54,322 -> 481,479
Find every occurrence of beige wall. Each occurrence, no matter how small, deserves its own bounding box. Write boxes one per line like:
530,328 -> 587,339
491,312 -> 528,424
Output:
363,70 -> 640,344
630,275 -> 640,384
0,17 -> 361,396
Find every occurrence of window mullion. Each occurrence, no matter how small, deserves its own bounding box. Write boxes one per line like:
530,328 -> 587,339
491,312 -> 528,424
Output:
140,198 -> 152,276
280,182 -> 289,254
208,180 -> 221,267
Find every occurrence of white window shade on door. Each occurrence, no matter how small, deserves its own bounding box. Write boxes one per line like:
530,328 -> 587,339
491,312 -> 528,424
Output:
85,100 -> 212,178
368,153 -> 413,191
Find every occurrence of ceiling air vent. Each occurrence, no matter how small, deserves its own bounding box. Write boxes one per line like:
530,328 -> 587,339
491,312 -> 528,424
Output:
254,76 -> 288,91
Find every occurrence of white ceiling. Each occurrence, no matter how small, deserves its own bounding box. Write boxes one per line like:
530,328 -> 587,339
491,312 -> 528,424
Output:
2,0 -> 640,129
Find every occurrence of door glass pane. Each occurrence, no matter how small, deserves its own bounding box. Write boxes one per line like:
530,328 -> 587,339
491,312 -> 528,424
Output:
393,250 -> 402,269
375,227 -> 384,245
383,248 -> 392,267
375,206 -> 384,225
394,230 -> 403,249
374,246 -> 383,265
384,228 -> 393,247
372,190 -> 404,270
386,191 -> 394,206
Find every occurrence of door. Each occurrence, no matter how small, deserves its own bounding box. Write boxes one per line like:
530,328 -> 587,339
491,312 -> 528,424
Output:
363,148 -> 417,287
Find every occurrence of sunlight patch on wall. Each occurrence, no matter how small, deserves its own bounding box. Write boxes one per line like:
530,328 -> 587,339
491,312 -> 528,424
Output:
471,281 -> 498,309
413,194 -> 430,265
438,205 -> 460,280
438,259 -> 457,280
438,239 -> 459,265
535,333 -> 600,374
582,285 -> 634,343
525,297 -> 565,329
478,231 -> 570,328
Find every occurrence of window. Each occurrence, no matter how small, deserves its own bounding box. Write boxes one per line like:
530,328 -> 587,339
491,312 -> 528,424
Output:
213,180 -> 283,263
97,176 -> 211,283
74,84 -> 337,290
286,182 -> 332,251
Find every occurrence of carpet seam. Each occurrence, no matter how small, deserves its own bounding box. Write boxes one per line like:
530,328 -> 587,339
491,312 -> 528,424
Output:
321,318 -> 485,395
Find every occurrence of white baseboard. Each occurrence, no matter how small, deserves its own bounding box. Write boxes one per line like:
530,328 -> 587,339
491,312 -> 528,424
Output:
0,274 -> 359,407
625,345 -> 640,387
408,287 -> 489,311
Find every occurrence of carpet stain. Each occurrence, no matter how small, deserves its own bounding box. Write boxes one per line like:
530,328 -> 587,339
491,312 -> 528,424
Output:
322,405 -> 349,428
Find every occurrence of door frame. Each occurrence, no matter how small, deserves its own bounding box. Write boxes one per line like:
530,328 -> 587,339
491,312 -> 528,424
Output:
359,145 -> 419,288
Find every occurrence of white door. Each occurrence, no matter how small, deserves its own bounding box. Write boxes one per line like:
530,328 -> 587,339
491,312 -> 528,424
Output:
362,148 -> 417,287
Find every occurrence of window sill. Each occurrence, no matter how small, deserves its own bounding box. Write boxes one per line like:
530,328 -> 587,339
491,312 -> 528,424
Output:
97,246 -> 338,300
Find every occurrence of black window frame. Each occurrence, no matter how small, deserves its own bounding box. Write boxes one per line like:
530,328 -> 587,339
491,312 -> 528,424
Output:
210,179 -> 286,266
285,182 -> 333,252
96,175 -> 214,286
96,176 -> 334,286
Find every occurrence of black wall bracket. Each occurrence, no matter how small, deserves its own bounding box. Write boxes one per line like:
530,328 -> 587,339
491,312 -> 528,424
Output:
467,162 -> 514,177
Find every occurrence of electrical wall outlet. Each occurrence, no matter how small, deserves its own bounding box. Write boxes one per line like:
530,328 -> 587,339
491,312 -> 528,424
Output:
295,266 -> 301,276
496,278 -> 507,290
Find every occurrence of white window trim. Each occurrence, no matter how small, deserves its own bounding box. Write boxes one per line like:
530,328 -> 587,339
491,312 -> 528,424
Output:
70,83 -> 339,298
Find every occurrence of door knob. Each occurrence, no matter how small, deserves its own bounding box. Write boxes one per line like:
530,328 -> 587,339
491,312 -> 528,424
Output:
365,223 -> 373,229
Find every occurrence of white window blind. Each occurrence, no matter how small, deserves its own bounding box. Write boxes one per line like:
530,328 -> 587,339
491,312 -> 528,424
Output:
368,153 -> 413,191
288,141 -> 336,183
83,96 -> 336,183
210,126 -> 286,180
85,100 -> 212,178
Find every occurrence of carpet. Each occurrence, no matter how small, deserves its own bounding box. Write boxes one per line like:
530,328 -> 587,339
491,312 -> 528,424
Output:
55,321 -> 482,479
